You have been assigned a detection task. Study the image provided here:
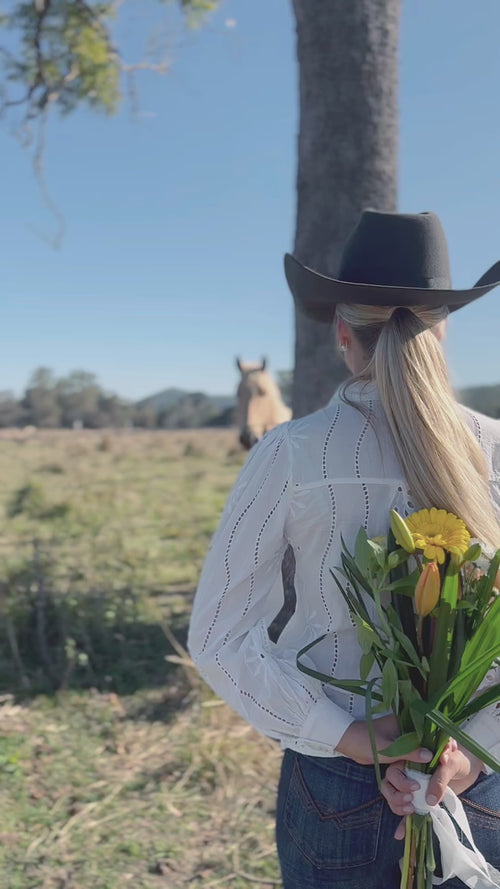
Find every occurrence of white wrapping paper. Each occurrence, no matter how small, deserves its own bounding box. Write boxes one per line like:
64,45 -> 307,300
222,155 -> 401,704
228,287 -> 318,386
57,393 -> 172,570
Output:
406,769 -> 500,888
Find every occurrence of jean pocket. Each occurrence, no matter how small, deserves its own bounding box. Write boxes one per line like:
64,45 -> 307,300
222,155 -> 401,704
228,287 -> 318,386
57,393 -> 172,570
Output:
284,755 -> 383,870
461,774 -> 500,869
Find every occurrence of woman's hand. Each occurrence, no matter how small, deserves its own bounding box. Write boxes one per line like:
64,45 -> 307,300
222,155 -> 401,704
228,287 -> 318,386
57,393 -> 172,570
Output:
336,715 -> 433,766
381,740 -> 484,840
429,742 -> 483,800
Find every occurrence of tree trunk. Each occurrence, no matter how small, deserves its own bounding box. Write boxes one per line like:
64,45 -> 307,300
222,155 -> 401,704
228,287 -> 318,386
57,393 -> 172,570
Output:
291,0 -> 401,417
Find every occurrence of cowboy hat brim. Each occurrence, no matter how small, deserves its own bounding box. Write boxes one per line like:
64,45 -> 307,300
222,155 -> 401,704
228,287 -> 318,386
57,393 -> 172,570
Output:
284,253 -> 500,324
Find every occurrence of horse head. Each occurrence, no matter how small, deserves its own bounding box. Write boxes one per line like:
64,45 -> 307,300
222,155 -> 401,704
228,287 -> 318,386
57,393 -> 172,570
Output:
235,357 -> 291,450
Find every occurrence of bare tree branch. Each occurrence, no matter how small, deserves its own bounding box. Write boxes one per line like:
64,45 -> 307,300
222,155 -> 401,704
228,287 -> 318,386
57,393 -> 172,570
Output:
31,108 -> 66,248
0,0 -> 216,244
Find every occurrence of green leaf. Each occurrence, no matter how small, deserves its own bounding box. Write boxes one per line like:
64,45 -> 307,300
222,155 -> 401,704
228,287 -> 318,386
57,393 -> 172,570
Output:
370,540 -> 388,570
340,544 -> 371,591
462,591 -> 500,670
443,597 -> 500,714
182,0 -> 219,28
426,817 -> 436,874
382,659 -> 398,711
426,709 -> 500,773
378,731 -> 421,758
386,579 -> 416,596
296,641 -> 384,701
360,651 -> 375,680
433,642 -> 500,715
463,543 -> 482,563
448,604 -> 466,679
391,624 -> 425,671
340,553 -> 376,611
295,634 -> 328,659
329,568 -> 362,618
355,527 -> 371,578
339,553 -> 378,621
372,700 -> 389,714
398,678 -> 419,703
442,559 -> 460,608
357,623 -> 378,654
365,679 -> 382,789
387,548 -> 411,571
428,568 -> 457,699
471,549 -> 500,623
409,702 -> 426,738
372,584 -> 392,639
388,546 -> 420,658
457,681 -> 500,722
330,569 -> 377,638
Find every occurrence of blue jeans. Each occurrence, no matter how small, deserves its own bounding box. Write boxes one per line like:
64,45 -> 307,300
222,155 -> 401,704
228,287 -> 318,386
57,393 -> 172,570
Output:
276,750 -> 500,889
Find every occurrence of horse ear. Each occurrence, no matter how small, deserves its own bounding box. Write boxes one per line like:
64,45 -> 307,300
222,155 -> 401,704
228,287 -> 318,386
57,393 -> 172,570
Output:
260,357 -> 267,371
236,357 -> 243,373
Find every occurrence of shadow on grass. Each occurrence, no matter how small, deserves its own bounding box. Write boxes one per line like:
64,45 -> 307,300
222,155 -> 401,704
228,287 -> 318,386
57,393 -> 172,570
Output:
0,587 -> 193,702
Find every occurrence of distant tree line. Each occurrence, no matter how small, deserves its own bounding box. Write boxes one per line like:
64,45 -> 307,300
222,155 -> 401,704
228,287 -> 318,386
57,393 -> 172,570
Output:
0,368 -> 498,430
0,368 -> 235,430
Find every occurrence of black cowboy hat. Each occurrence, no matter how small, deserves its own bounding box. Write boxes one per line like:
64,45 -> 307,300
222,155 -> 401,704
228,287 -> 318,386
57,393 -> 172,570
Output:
285,210 -> 500,324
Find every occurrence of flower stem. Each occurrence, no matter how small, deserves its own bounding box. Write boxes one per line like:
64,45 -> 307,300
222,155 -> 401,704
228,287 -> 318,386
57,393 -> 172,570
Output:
409,819 -> 417,888
425,816 -> 435,888
417,820 -> 427,889
400,815 -> 413,889
416,615 -> 424,657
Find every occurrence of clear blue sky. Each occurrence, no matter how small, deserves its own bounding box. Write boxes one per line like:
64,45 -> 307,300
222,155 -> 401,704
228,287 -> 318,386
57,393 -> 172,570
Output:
1,0 -> 500,401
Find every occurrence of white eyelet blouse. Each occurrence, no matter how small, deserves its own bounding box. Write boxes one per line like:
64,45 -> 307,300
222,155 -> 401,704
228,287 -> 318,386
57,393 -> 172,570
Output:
188,381 -> 500,762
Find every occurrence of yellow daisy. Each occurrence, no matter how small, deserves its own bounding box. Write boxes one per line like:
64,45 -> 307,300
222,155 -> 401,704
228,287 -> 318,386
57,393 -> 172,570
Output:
405,507 -> 470,564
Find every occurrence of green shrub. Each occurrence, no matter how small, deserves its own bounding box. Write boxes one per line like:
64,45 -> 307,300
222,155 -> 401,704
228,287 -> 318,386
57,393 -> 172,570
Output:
7,482 -> 48,519
0,548 -> 170,694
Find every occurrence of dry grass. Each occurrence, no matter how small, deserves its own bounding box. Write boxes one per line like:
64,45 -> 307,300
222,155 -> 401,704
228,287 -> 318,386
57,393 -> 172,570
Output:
0,429 -> 283,889
0,676 -> 283,888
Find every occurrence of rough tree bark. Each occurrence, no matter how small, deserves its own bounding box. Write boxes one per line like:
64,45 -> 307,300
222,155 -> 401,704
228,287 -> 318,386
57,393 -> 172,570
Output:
270,1 -> 401,639
291,0 -> 401,417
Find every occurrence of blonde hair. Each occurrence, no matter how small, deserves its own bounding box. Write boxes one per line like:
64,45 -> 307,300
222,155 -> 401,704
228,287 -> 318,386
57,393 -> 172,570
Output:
336,302 -> 500,550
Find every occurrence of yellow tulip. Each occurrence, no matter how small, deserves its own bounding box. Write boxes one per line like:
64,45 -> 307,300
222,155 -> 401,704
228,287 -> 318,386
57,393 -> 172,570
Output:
390,510 -> 416,554
415,562 -> 441,617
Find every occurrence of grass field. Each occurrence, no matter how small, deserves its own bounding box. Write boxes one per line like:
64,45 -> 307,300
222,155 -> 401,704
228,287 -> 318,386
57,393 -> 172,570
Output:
0,428 -> 283,889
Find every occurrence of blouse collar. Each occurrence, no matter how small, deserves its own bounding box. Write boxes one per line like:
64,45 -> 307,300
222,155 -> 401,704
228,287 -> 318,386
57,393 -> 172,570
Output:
329,378 -> 380,406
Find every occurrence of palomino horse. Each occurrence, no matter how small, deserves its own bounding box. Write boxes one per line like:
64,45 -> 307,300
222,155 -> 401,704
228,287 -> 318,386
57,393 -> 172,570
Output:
235,357 -> 292,450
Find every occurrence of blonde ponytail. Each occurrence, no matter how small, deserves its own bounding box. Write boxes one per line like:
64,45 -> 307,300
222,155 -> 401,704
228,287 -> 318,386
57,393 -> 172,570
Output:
336,302 -> 500,551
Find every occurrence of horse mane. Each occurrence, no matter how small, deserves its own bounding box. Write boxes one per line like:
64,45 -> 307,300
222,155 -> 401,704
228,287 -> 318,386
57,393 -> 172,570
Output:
240,367 -> 282,398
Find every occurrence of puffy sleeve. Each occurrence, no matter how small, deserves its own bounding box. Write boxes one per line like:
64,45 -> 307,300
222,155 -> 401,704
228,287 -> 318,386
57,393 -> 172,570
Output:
187,423 -> 354,755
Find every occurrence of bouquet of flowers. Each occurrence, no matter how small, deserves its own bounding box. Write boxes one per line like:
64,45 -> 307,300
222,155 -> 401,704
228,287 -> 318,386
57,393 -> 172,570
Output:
297,507 -> 500,889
